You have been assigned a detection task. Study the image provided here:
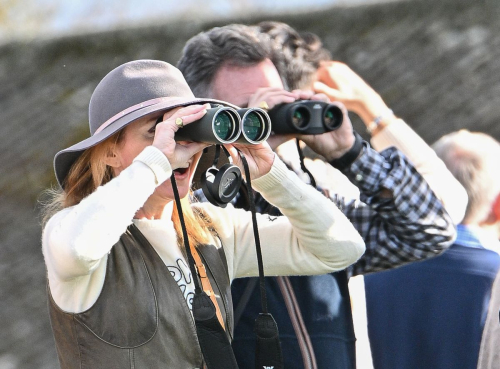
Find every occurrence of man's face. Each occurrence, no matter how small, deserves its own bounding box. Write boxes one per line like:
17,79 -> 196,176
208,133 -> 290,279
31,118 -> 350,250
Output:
210,58 -> 284,106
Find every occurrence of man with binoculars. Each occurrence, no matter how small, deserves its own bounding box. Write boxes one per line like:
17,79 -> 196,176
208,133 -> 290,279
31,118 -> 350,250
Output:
178,24 -> 458,369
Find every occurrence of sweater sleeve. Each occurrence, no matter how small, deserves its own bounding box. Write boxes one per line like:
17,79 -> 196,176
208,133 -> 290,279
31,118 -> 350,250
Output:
370,119 -> 468,224
42,146 -> 172,281
196,156 -> 366,281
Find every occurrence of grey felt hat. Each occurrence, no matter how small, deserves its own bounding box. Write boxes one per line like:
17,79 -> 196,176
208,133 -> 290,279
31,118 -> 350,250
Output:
54,59 -> 234,188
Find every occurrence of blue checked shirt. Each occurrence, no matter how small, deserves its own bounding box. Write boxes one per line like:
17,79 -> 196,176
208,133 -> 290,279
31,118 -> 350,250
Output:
337,143 -> 455,277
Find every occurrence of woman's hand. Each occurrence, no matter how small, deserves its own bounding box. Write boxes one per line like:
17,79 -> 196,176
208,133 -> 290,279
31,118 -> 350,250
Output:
224,142 -> 275,180
152,104 -> 211,169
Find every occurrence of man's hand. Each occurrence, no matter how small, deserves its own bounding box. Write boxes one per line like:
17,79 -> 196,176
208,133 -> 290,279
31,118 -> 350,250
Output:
247,87 -> 299,111
297,102 -> 356,161
247,87 -> 331,150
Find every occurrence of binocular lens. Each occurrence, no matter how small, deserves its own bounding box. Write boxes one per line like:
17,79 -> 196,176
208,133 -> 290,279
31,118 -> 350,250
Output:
213,111 -> 235,141
237,108 -> 271,144
323,106 -> 343,130
243,111 -> 265,142
292,107 -> 309,129
325,110 -> 335,122
267,100 -> 343,135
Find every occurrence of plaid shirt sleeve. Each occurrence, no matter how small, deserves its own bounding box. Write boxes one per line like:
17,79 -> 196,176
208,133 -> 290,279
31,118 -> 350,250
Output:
332,143 -> 456,277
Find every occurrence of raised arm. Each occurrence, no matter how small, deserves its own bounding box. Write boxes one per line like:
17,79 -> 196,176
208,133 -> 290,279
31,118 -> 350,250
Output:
196,155 -> 365,281
42,149 -> 169,280
337,144 -> 456,276
43,104 -> 209,281
314,61 -> 467,224
292,89 -> 456,277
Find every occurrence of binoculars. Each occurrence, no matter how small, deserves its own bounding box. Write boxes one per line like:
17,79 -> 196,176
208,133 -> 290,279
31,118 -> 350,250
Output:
175,105 -> 272,145
267,100 -> 343,135
174,100 -> 343,144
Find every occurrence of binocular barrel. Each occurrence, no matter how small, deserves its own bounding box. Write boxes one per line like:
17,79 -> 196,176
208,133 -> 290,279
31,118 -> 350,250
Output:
174,107 -> 241,144
267,100 -> 343,135
235,108 -> 272,144
174,106 -> 272,145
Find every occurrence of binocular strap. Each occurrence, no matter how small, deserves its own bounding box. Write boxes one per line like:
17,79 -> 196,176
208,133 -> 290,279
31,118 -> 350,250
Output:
295,138 -> 317,188
171,174 -> 238,369
239,152 -> 284,369
193,292 -> 239,369
254,313 -> 284,369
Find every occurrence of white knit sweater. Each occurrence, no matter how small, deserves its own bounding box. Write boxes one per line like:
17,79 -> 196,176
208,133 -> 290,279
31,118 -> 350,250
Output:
42,146 -> 365,314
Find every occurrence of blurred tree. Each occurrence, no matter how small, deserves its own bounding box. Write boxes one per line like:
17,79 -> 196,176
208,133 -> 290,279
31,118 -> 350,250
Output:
0,0 -> 59,42
0,0 -> 376,44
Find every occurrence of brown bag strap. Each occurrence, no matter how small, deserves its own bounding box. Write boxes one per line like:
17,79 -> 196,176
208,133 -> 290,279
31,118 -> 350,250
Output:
189,243 -> 225,330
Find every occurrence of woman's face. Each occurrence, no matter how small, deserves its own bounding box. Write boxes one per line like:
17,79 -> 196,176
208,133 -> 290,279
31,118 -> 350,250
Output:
112,107 -> 202,203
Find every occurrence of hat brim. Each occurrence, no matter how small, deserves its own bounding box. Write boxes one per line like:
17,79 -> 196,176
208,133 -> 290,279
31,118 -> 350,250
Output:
54,97 -> 238,188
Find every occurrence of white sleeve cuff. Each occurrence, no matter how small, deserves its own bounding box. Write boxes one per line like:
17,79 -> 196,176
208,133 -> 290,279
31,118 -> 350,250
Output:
251,154 -> 294,193
371,119 -> 427,162
133,146 -> 172,185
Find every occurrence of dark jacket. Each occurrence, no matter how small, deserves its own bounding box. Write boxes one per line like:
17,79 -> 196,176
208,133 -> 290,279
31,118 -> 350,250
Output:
365,224 -> 500,369
232,273 -> 356,369
228,179 -> 355,369
48,224 -> 233,369
227,144 -> 456,369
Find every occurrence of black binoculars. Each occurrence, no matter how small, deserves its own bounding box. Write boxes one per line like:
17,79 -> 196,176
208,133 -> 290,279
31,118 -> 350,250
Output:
267,100 -> 343,135
175,105 -> 271,145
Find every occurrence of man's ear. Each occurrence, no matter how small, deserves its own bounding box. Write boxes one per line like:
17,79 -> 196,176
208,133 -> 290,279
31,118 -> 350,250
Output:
492,193 -> 500,222
102,149 -> 121,168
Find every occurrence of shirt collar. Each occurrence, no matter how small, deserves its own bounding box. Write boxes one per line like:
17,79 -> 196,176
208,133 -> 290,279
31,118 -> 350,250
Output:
455,224 -> 500,255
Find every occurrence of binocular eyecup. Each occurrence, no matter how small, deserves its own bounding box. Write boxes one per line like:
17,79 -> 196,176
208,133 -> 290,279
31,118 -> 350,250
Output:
267,100 -> 343,135
174,105 -> 271,145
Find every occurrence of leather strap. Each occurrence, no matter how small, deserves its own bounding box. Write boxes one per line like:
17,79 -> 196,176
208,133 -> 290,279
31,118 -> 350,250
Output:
328,131 -> 364,172
190,243 -> 225,330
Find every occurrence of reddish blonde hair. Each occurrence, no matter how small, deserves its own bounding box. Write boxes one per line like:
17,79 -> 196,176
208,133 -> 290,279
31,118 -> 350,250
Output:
43,130 -> 212,249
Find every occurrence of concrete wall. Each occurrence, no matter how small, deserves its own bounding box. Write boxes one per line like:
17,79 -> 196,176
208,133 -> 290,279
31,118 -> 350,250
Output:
1,0 -> 498,367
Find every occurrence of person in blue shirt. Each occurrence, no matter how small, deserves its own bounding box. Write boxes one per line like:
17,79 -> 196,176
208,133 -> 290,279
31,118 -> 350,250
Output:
365,130 -> 500,369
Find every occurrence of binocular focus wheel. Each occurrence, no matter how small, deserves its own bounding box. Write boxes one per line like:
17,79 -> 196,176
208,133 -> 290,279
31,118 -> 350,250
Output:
201,167 -> 223,207
201,165 -> 242,208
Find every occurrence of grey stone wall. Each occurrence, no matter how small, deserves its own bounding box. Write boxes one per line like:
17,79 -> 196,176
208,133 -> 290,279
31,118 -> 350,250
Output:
1,0 -> 498,367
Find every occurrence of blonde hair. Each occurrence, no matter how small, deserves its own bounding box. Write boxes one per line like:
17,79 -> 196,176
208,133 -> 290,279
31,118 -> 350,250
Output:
42,130 -> 212,249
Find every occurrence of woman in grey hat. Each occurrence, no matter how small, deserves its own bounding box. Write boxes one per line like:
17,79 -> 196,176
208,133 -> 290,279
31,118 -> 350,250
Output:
41,59 -> 364,368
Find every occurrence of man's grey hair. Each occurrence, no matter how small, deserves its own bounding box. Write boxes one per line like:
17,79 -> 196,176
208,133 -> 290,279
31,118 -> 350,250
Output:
433,130 -> 500,224
178,24 -> 278,98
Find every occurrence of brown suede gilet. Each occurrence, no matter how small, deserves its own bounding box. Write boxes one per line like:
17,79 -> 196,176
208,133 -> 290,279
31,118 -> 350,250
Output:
48,224 -> 233,369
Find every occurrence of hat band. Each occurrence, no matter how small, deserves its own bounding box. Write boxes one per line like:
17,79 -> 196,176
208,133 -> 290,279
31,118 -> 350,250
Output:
93,96 -> 187,135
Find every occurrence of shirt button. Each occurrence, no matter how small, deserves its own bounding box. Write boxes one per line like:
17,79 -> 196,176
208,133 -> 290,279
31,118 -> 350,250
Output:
355,174 -> 363,181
